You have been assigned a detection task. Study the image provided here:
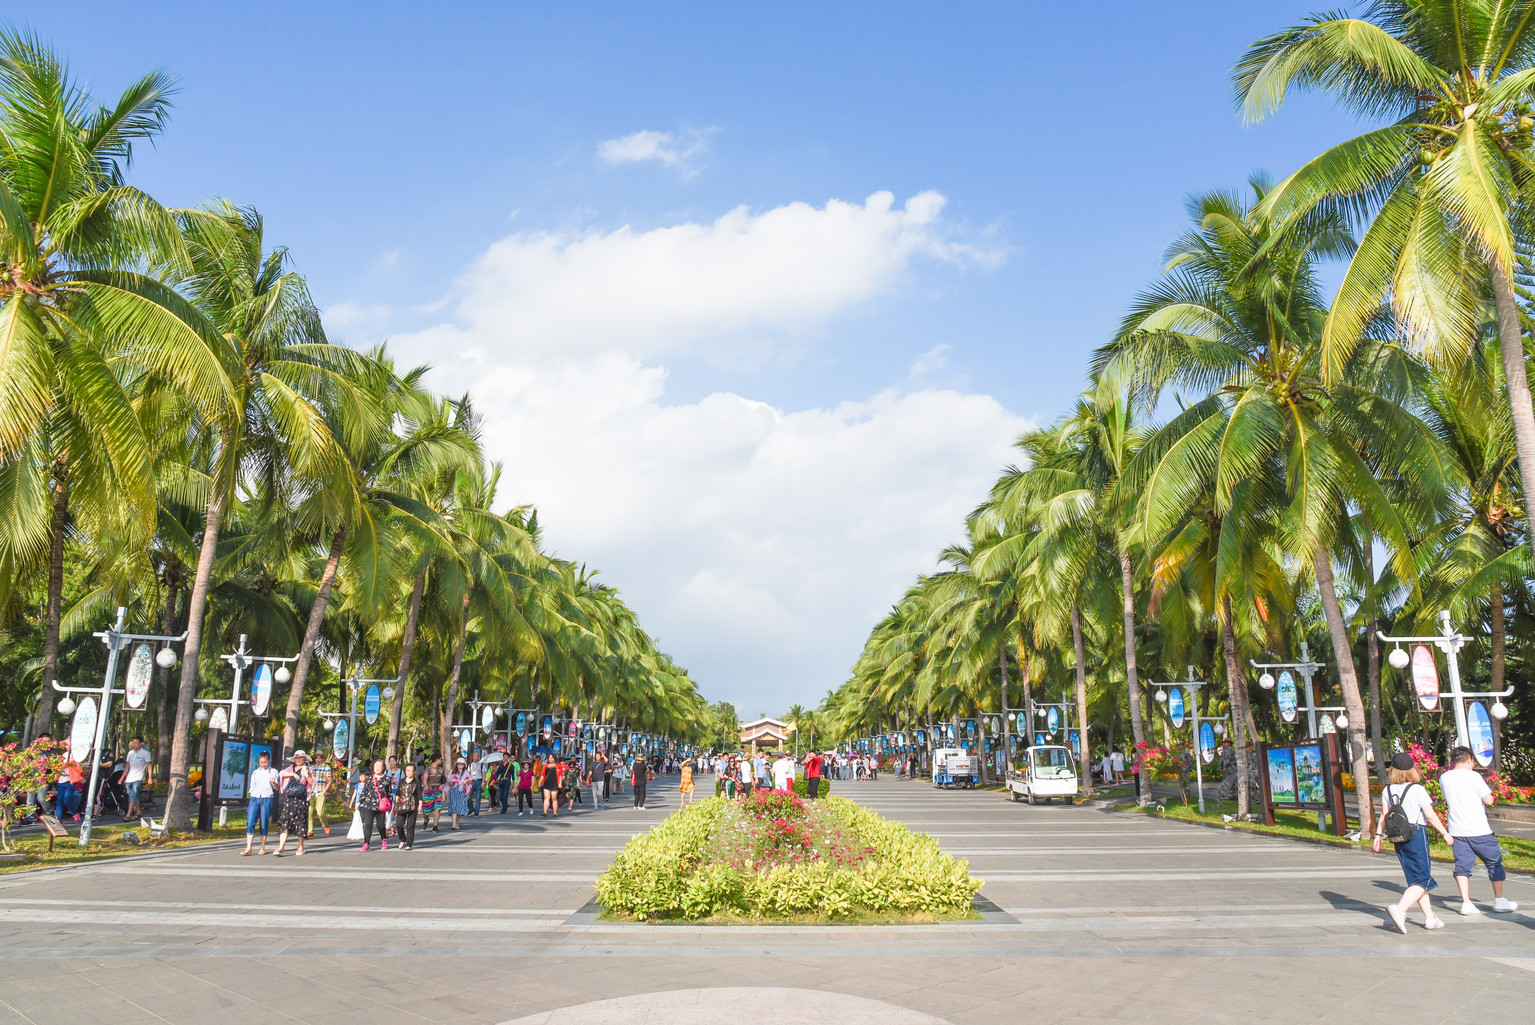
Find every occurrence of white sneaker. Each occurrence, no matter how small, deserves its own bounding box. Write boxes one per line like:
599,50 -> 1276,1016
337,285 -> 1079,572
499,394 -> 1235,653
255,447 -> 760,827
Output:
1387,905 -> 1407,934
1459,901 -> 1482,916
1493,897 -> 1519,913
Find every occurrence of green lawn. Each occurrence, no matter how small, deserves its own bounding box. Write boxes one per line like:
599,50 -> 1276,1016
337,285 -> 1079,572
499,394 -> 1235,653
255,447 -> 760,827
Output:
1128,800 -> 1535,875
0,810 -> 265,874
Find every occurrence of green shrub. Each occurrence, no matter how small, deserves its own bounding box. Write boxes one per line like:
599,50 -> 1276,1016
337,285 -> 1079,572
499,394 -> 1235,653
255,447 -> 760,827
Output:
594,795 -> 978,921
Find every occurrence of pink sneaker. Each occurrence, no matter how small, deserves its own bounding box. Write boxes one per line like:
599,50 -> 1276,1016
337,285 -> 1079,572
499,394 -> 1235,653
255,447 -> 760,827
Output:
380,839 -> 388,851
360,843 -> 370,852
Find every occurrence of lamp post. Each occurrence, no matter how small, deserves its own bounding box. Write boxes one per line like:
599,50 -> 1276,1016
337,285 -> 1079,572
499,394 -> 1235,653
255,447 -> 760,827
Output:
1250,641 -> 1333,739
193,635 -> 299,741
1150,667 -> 1229,814
51,607 -> 185,846
320,675 -> 397,775
1378,610 -> 1514,752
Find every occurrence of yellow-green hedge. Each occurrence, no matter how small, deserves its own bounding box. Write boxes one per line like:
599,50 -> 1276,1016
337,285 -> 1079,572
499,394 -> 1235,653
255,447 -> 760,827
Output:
594,796 -> 980,920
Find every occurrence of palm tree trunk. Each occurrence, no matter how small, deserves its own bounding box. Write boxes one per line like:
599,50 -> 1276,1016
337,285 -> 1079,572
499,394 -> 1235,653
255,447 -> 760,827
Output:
440,593 -> 471,748
32,469 -> 68,744
1120,549 -> 1149,804
1070,604 -> 1092,798
1489,263 -> 1535,557
1490,583 -> 1506,769
1313,550 -> 1373,835
281,527 -> 345,754
1221,594 -> 1252,819
154,576 -> 180,783
998,647 -> 1010,773
387,568 -> 428,759
165,482 -> 229,831
1016,632 -> 1033,725
1364,541 -> 1385,786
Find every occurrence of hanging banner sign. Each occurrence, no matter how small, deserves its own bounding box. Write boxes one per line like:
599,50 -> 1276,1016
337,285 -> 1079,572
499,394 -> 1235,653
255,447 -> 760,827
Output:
332,719 -> 349,760
209,706 -> 229,734
459,728 -> 472,753
1199,722 -> 1216,763
1468,702 -> 1495,767
568,720 -> 578,737
516,712 -> 527,736
1411,644 -> 1440,711
1015,711 -> 1026,731
69,696 -> 98,761
1046,707 -> 1060,733
364,685 -> 381,725
124,643 -> 153,710
543,716 -> 553,736
1169,688 -> 1186,729
552,737 -> 562,753
1277,670 -> 1298,723
1035,732 -> 1048,746
1068,730 -> 1081,757
250,664 -> 273,717
481,706 -> 495,732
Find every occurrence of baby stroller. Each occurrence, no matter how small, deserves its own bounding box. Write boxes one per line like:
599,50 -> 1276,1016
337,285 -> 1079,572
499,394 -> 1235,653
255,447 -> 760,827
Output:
94,759 -> 129,818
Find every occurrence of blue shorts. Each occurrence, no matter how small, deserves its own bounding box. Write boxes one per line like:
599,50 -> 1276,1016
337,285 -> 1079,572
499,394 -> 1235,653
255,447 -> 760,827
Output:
1452,834 -> 1506,882
126,781 -> 142,802
1393,824 -> 1437,891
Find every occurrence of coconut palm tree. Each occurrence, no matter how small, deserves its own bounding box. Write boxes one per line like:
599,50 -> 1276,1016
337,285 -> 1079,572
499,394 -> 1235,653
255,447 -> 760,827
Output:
1100,181 -> 1448,827
0,32 -> 233,739
161,201 -> 373,830
1235,2 -> 1535,561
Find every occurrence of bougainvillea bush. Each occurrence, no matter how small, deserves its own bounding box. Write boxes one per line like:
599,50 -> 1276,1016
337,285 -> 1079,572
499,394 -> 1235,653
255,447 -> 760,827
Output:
0,741 -> 67,852
594,792 -> 980,921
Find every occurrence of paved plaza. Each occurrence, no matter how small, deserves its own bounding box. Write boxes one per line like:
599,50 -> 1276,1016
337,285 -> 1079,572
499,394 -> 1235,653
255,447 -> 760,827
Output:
2,778 -> 1532,1024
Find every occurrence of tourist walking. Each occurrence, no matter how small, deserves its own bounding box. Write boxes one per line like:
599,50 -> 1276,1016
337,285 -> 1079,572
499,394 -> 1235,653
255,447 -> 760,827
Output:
1439,746 -> 1519,915
446,758 -> 470,828
516,759 -> 535,814
497,756 -> 515,813
585,754 -> 605,810
395,761 -> 423,850
241,749 -> 279,856
308,753 -> 334,836
678,756 -> 696,807
540,755 -> 561,817
356,758 -> 393,851
272,751 -> 312,857
122,736 -> 152,821
1373,752 -> 1452,933
804,751 -> 823,798
467,750 -> 484,816
423,755 -> 447,832
631,754 -> 649,809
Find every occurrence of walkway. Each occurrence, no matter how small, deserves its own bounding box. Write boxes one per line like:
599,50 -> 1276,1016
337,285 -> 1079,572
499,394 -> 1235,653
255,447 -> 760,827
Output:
1,777 -> 1531,1024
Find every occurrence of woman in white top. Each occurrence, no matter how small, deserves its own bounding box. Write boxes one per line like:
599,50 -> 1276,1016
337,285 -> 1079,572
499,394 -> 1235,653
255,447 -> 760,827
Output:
1372,752 -> 1452,933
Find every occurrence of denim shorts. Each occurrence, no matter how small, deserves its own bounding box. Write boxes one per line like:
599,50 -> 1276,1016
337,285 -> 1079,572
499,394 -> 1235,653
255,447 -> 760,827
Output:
1394,824 -> 1437,890
1452,833 -> 1506,882
126,781 -> 141,801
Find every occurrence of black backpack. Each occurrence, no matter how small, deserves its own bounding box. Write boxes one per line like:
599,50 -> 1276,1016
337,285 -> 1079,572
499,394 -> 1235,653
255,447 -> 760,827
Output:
1380,783 -> 1419,844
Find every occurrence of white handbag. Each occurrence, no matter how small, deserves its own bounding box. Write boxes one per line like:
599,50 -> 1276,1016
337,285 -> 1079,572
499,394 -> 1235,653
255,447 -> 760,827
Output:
346,808 -> 364,840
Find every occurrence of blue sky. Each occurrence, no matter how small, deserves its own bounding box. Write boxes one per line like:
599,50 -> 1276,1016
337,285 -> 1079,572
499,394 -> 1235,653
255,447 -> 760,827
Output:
27,3 -> 1362,716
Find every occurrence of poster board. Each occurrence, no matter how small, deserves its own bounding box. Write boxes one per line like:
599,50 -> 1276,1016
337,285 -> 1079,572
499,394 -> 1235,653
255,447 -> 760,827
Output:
1257,735 -> 1346,836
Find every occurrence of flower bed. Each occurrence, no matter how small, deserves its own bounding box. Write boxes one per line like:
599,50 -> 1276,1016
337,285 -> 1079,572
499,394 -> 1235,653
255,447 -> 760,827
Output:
594,791 -> 980,921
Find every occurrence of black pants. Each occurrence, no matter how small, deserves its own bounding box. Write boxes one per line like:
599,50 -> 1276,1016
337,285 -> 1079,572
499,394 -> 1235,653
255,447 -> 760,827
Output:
633,782 -> 646,807
361,808 -> 387,844
397,810 -> 417,847
807,776 -> 820,798
517,787 -> 533,811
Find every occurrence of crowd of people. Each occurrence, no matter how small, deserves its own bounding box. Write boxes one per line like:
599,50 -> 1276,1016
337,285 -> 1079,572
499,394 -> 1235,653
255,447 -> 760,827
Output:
235,746 -> 707,855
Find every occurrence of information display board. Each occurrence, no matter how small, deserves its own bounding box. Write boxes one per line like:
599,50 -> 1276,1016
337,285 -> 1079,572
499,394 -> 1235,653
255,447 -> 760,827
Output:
1257,734 -> 1346,836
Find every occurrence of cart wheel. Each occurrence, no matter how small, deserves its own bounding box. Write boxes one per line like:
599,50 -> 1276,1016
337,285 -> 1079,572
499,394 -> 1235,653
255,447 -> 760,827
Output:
1011,790 -> 1021,802
1027,791 -> 1037,805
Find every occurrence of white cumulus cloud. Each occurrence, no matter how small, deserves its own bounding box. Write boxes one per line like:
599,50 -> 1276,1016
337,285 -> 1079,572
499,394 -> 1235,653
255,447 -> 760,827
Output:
383,192 -> 1022,711
438,190 -> 987,359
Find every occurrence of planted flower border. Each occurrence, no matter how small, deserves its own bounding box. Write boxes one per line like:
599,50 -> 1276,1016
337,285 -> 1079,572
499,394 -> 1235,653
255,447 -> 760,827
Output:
594,791 -> 981,922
